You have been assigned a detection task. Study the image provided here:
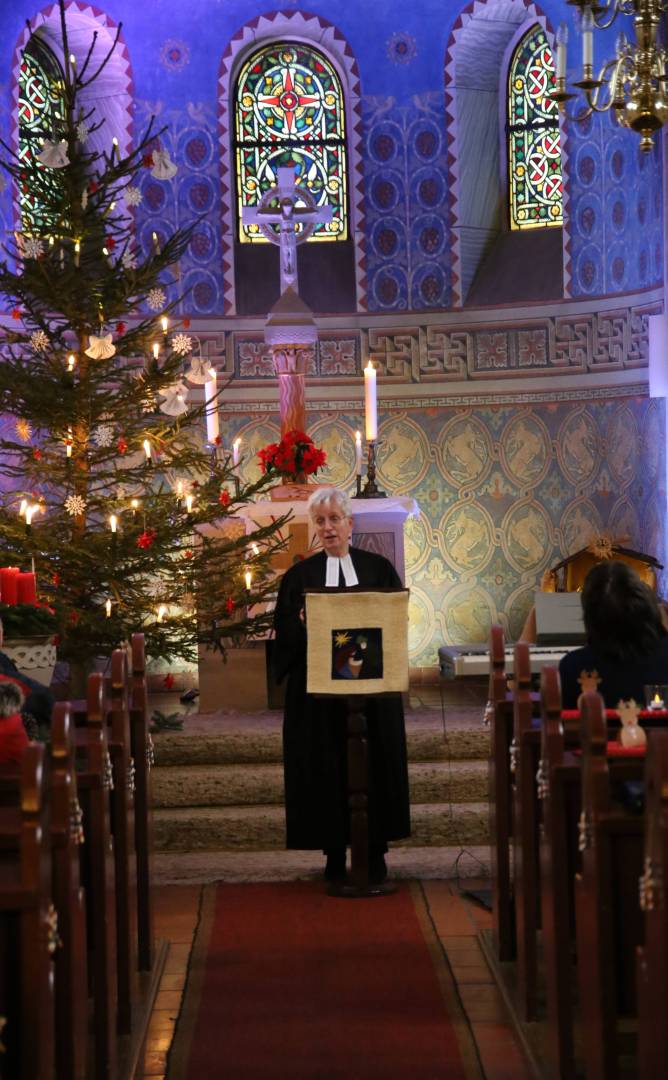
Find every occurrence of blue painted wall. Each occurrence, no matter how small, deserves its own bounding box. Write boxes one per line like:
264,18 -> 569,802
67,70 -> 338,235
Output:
0,0 -> 663,312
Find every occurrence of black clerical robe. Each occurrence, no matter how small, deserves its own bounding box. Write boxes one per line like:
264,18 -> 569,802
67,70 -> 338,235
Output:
272,547 -> 411,850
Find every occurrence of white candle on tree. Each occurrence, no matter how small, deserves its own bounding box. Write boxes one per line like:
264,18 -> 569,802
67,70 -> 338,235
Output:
364,361 -> 378,441
355,430 -> 363,475
205,368 -> 220,444
233,437 -> 241,467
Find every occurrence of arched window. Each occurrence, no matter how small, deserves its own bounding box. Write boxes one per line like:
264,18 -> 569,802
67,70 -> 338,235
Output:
507,25 -> 563,230
234,42 -> 348,245
18,36 -> 65,232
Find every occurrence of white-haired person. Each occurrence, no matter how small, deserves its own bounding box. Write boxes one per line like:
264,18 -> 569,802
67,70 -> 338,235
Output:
272,487 -> 411,884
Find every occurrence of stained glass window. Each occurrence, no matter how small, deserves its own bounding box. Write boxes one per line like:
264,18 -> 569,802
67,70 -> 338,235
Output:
235,43 -> 347,243
508,26 -> 563,230
18,38 -> 65,232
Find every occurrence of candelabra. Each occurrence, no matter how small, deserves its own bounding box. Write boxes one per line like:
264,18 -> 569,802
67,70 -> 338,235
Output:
551,0 -> 668,152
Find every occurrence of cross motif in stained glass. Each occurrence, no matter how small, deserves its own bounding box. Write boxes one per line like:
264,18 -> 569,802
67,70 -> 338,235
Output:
235,43 -> 347,243
18,39 -> 65,232
508,26 -> 563,230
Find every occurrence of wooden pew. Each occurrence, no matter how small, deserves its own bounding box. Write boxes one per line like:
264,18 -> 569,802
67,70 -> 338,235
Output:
0,744 -> 55,1080
575,691 -> 645,1080
511,640 -> 541,1021
108,649 -> 138,1033
128,633 -> 155,973
488,624 -> 516,961
50,703 -> 88,1080
77,673 -> 118,1079
636,729 -> 668,1079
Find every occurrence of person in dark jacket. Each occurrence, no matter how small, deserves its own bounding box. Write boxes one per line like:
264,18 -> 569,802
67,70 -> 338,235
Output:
558,560 -> 668,709
272,487 -> 411,884
0,617 -> 53,735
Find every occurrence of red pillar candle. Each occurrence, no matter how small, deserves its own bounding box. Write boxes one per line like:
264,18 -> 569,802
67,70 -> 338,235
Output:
0,567 -> 20,605
16,572 -> 37,605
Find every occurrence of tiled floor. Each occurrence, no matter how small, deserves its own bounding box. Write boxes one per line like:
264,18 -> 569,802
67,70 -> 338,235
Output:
140,880 -> 531,1080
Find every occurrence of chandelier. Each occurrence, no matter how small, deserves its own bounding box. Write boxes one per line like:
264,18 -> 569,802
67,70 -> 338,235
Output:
551,0 -> 668,152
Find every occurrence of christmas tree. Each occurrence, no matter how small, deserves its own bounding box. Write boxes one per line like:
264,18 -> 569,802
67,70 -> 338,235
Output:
0,2 -> 289,688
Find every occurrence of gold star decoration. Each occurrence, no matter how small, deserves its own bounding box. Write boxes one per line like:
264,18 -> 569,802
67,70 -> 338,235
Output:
15,418 -> 32,441
334,631 -> 351,647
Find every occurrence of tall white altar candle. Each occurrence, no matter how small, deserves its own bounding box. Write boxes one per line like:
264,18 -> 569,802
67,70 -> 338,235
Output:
355,430 -> 363,475
233,437 -> 241,467
364,361 -> 377,441
205,369 -> 220,444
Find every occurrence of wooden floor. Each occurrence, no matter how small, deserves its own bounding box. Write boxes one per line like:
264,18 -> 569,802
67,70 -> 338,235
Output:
139,880 -> 532,1079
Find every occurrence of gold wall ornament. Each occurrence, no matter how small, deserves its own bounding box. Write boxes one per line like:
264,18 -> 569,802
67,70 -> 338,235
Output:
551,2 -> 668,152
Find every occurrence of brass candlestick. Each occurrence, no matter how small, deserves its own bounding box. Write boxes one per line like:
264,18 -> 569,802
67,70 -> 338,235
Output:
361,439 -> 386,498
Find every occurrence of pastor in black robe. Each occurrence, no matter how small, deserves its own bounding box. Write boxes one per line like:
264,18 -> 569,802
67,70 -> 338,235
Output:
272,547 -> 411,851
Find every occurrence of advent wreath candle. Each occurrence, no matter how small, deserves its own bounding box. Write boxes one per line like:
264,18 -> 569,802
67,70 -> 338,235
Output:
0,567 -> 20,605
16,572 -> 37,605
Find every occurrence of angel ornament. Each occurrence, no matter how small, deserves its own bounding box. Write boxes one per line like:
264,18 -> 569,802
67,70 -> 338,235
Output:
37,139 -> 69,168
617,700 -> 647,749
151,149 -> 177,180
85,333 -> 116,360
184,353 -> 210,384
159,380 -> 189,416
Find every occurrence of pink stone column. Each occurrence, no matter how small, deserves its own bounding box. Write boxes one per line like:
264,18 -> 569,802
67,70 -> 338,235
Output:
272,347 -> 311,436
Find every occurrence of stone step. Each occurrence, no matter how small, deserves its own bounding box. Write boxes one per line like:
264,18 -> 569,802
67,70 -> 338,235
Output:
153,724 -> 490,767
151,759 -> 489,809
153,801 -> 489,853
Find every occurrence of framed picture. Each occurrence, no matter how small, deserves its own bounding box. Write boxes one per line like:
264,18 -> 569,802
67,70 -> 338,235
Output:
304,588 -> 409,696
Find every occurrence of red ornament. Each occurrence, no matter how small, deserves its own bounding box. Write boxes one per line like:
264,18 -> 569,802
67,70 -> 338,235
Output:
225,597 -> 235,616
68,611 -> 79,625
182,317 -> 191,329
88,179 -> 98,193
219,490 -> 231,507
136,528 -> 157,550
214,435 -> 222,446
106,236 -> 116,250
143,153 -> 154,168
33,448 -> 42,460
117,436 -> 127,454
116,322 -> 126,334
11,308 -> 21,321
52,573 -> 60,586
183,548 -> 194,560
163,673 -> 175,690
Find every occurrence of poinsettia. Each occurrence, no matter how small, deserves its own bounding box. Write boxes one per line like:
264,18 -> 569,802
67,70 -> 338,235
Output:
257,430 -> 326,480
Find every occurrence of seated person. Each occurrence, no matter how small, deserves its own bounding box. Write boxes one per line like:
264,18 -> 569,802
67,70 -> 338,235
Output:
0,617 -> 53,737
559,561 -> 668,709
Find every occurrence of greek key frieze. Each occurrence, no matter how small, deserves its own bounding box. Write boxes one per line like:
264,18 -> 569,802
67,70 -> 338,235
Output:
552,318 -> 590,370
421,327 -> 470,379
363,328 -> 420,379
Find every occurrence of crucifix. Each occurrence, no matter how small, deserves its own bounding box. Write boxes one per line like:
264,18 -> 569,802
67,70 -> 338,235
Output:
242,166 -> 333,295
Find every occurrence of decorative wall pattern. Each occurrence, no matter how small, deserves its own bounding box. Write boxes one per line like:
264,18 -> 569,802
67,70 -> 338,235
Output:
362,91 -> 452,312
567,108 -> 663,297
231,392 -> 667,666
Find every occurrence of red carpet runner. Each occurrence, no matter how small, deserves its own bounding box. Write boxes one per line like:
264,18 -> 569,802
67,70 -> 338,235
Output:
168,881 -> 481,1078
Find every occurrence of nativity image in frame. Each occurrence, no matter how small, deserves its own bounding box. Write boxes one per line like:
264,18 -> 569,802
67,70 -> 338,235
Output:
305,588 -> 409,696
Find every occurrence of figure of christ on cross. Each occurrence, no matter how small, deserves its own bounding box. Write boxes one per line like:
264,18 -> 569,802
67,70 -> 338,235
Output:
242,166 -> 333,296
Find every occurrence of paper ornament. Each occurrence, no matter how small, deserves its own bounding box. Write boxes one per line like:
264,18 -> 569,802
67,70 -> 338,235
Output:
93,423 -> 115,447
125,186 -> 142,207
147,287 -> 166,311
122,249 -> 137,270
30,330 -> 49,352
37,139 -> 69,168
172,333 -> 193,357
64,493 -> 86,516
184,355 -> 210,383
76,121 -> 89,143
21,237 -> 44,260
85,333 -> 116,360
159,381 -> 189,416
151,149 -> 177,180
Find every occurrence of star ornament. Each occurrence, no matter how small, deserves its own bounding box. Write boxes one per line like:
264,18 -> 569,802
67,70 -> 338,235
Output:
334,631 -> 352,647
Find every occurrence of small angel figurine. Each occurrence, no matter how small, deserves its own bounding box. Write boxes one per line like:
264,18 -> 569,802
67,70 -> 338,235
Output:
159,381 -> 189,416
184,354 -> 210,384
37,139 -> 69,168
85,333 -> 116,360
151,149 -> 177,180
617,699 -> 647,748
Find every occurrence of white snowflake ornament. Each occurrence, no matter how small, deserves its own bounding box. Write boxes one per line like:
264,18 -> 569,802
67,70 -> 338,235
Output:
185,355 -> 211,384
172,333 -> 193,357
121,248 -> 137,270
64,493 -> 86,517
159,380 -> 189,416
94,423 -> 115,447
85,333 -> 116,360
81,188 -> 89,210
151,149 -> 177,180
37,139 -> 69,168
30,330 -> 49,352
76,121 -> 89,143
147,287 -> 166,312
124,186 -> 142,207
22,237 -> 44,260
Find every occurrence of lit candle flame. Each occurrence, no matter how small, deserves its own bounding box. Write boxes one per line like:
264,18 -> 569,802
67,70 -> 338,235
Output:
157,604 -> 167,623
152,342 -> 159,361
105,599 -> 112,618
185,493 -> 194,513
67,354 -> 76,371
161,316 -> 168,333
143,439 -> 152,461
176,480 -> 184,499
245,570 -> 252,591
25,505 -> 37,526
109,514 -> 118,534
130,498 -> 139,513
18,499 -> 27,518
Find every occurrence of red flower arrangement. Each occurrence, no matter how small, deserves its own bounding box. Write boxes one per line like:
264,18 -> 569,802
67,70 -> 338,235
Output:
257,430 -> 326,481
